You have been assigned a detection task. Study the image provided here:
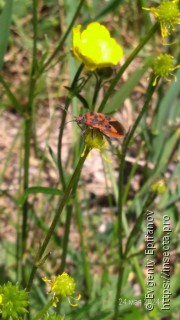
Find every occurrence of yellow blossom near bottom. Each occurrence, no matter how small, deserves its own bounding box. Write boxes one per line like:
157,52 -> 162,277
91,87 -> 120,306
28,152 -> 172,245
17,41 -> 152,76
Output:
81,128 -> 112,162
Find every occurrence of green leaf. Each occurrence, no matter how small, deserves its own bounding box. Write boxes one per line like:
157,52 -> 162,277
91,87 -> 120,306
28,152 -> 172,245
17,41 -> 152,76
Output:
48,145 -> 58,167
152,69 -> 180,133
103,58 -> 152,114
19,186 -> 62,205
76,93 -> 89,109
84,0 -> 124,23
135,130 -> 179,200
150,69 -> 180,163
153,130 -> 179,175
0,0 -> 13,70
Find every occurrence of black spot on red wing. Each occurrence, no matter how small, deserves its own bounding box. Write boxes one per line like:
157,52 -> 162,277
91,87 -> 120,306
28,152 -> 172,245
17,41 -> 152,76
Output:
90,118 -> 101,124
105,124 -> 112,130
105,115 -> 111,120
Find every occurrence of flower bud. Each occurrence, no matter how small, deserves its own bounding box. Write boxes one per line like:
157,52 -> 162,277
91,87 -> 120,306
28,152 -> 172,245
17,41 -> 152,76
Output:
0,282 -> 28,319
151,178 -> 166,194
144,0 -> 180,40
152,53 -> 180,85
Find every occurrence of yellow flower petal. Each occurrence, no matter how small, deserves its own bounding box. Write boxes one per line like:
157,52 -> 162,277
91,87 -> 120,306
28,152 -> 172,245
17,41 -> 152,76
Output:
72,25 -> 82,61
72,22 -> 123,71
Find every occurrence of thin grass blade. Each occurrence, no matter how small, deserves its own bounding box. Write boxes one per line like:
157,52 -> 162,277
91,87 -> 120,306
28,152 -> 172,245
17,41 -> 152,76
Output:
0,0 -> 13,69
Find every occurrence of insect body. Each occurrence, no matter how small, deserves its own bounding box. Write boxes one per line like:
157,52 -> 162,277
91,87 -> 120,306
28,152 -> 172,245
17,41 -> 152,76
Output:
76,112 -> 126,138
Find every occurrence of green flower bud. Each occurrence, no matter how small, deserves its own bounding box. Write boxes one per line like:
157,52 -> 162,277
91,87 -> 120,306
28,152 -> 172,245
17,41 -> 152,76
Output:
43,273 -> 80,307
0,282 -> 28,319
51,273 -> 75,299
152,53 -> 180,85
81,128 -> 111,162
151,179 -> 167,194
144,0 -> 180,40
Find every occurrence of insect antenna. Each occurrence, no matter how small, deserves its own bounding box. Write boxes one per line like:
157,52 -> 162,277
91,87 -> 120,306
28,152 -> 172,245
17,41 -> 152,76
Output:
59,118 -> 77,129
58,105 -> 72,116
58,105 -> 77,128
65,119 -> 76,125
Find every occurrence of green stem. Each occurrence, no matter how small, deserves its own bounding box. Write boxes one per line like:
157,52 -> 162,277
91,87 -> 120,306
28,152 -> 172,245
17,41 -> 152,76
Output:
32,299 -> 53,320
92,76 -> 102,110
121,78 -> 159,158
75,194 -> 92,297
57,64 -> 84,275
57,63 -> 84,188
21,0 -> 38,285
113,77 -> 159,318
98,22 -> 159,112
57,95 -> 71,189
124,192 -> 156,257
59,205 -> 73,273
41,0 -> 86,73
122,145 -> 143,205
59,166 -> 83,274
21,116 -> 32,261
27,146 -> 90,291
113,266 -> 124,320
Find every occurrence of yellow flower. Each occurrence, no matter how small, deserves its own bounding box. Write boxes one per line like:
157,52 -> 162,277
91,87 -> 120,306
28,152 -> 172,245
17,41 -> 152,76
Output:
151,179 -> 166,194
152,53 -> 180,85
72,22 -> 123,71
143,0 -> 180,40
43,273 -> 80,307
81,128 -> 112,162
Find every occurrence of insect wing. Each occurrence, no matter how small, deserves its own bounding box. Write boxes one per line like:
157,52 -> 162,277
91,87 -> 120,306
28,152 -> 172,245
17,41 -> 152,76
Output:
108,118 -> 126,138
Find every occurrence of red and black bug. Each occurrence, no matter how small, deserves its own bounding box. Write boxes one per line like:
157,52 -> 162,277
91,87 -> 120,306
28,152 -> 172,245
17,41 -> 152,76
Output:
76,112 -> 126,138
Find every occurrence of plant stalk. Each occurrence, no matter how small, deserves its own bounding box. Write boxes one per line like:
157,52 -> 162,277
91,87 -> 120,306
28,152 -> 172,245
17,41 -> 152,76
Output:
57,63 -> 84,187
21,0 -> 38,286
27,146 -> 90,291
75,193 -> 92,297
32,299 -> 53,320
